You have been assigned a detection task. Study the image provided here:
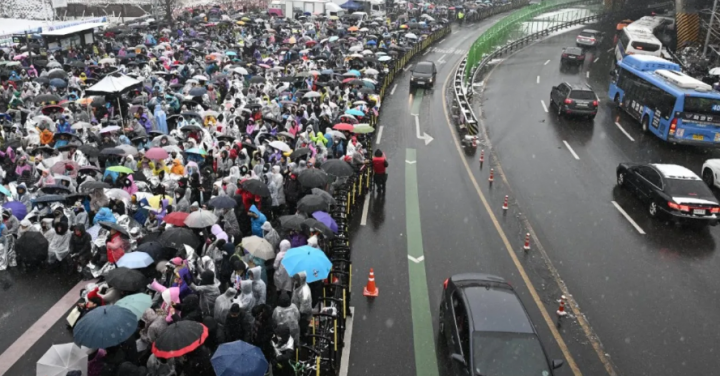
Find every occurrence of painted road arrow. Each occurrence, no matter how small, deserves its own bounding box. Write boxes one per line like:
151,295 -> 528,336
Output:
408,255 -> 425,263
413,115 -> 434,145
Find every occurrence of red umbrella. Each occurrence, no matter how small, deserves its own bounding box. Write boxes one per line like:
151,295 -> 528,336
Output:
333,123 -> 354,131
145,147 -> 169,161
50,160 -> 80,178
305,40 -> 317,47
41,105 -> 65,115
341,77 -> 356,84
163,212 -> 189,226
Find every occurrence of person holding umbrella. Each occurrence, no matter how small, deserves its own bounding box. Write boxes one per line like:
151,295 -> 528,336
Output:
105,223 -> 130,265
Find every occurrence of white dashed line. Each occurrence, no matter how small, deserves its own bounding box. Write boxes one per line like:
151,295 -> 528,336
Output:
541,100 -> 548,112
615,122 -> 635,141
544,59 -> 551,65
586,71 -> 590,79
537,75 -> 540,84
452,30 -> 459,34
423,49 -> 431,55
376,125 -> 384,144
611,201 -> 646,234
390,84 -> 397,95
563,140 -> 580,160
593,57 -> 599,63
439,38 -> 446,43
360,195 -> 370,226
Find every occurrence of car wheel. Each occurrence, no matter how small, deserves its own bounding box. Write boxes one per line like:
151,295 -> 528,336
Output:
649,201 -> 658,217
703,168 -> 715,187
642,116 -> 649,132
617,172 -> 625,187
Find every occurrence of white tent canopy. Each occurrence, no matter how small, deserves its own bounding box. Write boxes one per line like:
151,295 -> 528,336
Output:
85,74 -> 142,95
36,343 -> 88,376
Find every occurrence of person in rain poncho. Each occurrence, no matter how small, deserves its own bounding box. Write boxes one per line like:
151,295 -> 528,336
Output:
292,271 -> 312,338
214,286 -> 236,326
140,308 -> 169,347
249,266 -> 266,305
47,221 -> 71,264
170,159 -> 184,175
150,280 -> 181,323
219,207 -> 241,242
105,226 -> 129,265
235,279 -> 256,313
190,269 -> 221,318
273,291 -> 300,344
154,104 -> 168,134
262,221 -> 281,251
248,204 -> 266,237
273,240 -> 293,296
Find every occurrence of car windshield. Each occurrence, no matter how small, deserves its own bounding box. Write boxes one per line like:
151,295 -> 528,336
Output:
570,90 -> 595,100
414,63 -> 433,74
579,32 -> 595,38
565,48 -> 582,55
472,331 -> 550,376
664,179 -> 716,201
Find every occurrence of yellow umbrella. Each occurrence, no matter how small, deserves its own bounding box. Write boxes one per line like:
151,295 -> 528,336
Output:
400,24 -> 409,29
147,195 -> 174,209
287,36 -> 296,44
329,16 -> 339,20
236,21 -> 245,25
241,17 -> 251,21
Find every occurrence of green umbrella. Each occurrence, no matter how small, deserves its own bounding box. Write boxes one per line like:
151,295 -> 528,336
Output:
115,293 -> 153,320
107,165 -> 134,174
352,123 -> 375,134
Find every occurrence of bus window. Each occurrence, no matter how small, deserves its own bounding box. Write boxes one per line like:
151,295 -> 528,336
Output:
683,97 -> 720,116
619,30 -> 631,50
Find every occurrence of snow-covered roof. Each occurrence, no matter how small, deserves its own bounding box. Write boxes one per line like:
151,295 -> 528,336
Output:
41,22 -> 106,36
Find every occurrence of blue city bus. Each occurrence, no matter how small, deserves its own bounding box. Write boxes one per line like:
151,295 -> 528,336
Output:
609,54 -> 720,146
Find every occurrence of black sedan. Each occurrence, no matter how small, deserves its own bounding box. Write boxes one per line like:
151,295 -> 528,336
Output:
560,47 -> 584,67
439,273 -> 563,376
616,163 -> 720,226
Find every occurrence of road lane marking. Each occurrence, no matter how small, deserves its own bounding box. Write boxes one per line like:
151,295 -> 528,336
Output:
437,53 -> 448,64
405,148 -> 440,376
338,307 -> 355,376
390,84 -> 397,95
360,194 -> 370,226
403,65 -> 410,72
541,100 -> 548,112
407,255 -> 425,263
606,47 -> 614,53
0,279 -> 87,375
423,48 -> 431,55
544,59 -> 551,65
586,71 -> 590,79
405,160 -> 416,164
439,38 -> 446,43
452,30 -> 459,34
537,75 -> 540,84
376,125 -> 384,144
593,57 -> 599,63
615,122 -> 635,141
410,89 -> 424,115
611,201 -> 646,234
440,61 -> 585,376
563,140 -> 580,160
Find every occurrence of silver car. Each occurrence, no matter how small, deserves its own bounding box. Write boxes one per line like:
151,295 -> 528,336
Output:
576,29 -> 603,47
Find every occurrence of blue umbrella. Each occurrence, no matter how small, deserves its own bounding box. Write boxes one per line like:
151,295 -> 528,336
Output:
225,50 -> 237,56
73,305 -> 138,348
212,340 -> 268,376
367,40 -> 377,46
185,148 -> 207,155
281,245 -> 332,283
329,36 -> 339,42
116,251 -> 154,269
0,185 -> 11,196
347,69 -> 361,77
3,201 -> 27,220
49,78 -> 67,88
312,211 -> 338,233
345,109 -> 364,117
116,293 -> 153,320
320,69 -> 334,75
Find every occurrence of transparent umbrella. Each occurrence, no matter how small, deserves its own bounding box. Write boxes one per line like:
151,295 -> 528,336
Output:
36,343 -> 87,376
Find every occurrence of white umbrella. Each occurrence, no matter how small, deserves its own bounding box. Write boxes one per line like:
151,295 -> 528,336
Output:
193,75 -> 209,81
116,144 -> 138,156
162,145 -> 183,153
184,210 -> 218,228
303,91 -> 321,98
710,67 -> 720,76
233,67 -> 249,75
330,130 -> 346,140
362,49 -> 374,55
269,140 -> 292,152
405,33 -> 418,40
364,68 -> 379,75
349,45 -> 363,52
242,236 -> 275,260
99,125 -> 121,134
105,188 -> 132,202
36,343 -> 88,376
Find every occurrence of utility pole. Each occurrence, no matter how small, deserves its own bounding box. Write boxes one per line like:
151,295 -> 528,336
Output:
704,0 -> 719,57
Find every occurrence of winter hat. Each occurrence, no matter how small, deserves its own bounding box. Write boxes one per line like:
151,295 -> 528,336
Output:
200,270 -> 215,285
230,303 -> 241,314
170,257 -> 184,266
278,292 -> 291,308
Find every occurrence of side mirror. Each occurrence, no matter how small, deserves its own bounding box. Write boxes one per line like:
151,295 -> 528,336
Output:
552,359 -> 564,369
450,353 -> 467,366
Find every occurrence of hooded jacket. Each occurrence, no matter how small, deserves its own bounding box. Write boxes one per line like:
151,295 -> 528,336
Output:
249,205 -> 266,237
213,287 -> 237,325
224,305 -> 251,343
170,159 -> 184,175
48,221 -> 71,261
261,221 -> 281,251
151,280 -> 181,323
178,293 -> 203,322
190,270 -> 221,317
122,174 -> 138,195
236,280 -> 256,312
249,266 -> 266,305
272,292 -> 301,343
291,271 -> 312,317
140,308 -> 169,344
221,208 -> 241,239
273,240 -> 293,293
68,224 -> 92,260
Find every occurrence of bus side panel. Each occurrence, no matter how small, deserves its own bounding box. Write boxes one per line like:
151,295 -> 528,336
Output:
608,83 -> 623,104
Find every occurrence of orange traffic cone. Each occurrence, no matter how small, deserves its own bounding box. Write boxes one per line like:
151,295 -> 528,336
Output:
363,268 -> 379,297
556,296 -> 567,317
489,168 -> 494,182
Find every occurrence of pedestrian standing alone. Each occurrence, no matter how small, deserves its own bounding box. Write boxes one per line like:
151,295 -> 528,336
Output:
372,149 -> 389,194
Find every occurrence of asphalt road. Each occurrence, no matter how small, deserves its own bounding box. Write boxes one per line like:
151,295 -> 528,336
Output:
480,23 -> 720,376
348,8 -> 610,376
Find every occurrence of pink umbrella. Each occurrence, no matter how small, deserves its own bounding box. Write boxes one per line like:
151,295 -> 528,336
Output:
145,147 -> 169,160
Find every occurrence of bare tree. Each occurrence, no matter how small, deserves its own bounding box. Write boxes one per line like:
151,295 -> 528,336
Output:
157,0 -> 178,21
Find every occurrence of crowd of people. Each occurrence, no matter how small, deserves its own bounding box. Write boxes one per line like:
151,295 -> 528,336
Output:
0,2 -> 450,375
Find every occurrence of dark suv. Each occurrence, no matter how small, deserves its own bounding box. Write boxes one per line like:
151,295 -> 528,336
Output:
439,273 -> 564,376
550,82 -> 598,119
560,46 -> 584,68
410,61 -> 437,89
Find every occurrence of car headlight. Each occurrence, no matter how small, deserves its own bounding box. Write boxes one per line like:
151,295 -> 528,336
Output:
411,77 -> 416,81
429,78 -> 433,82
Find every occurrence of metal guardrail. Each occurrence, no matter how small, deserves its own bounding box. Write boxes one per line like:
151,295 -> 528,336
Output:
453,1 -> 674,135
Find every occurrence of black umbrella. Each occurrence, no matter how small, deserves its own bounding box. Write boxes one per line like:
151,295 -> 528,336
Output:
100,147 -> 125,156
15,231 -> 48,265
152,321 -> 208,358
160,227 -> 200,251
99,221 -> 128,235
297,194 -> 330,214
208,195 -> 237,209
105,267 -> 147,292
34,94 -> 61,104
33,194 -> 67,204
290,148 -> 311,160
249,76 -> 265,84
132,172 -> 148,182
241,179 -> 271,197
188,87 -> 207,96
40,185 -> 71,195
279,214 -> 306,231
80,181 -> 110,191
303,218 -> 335,239
298,169 -> 329,189
279,76 -> 296,82
47,69 -> 68,79
79,145 -> 100,157
66,60 -> 86,68
320,159 -> 354,177
136,241 -> 168,261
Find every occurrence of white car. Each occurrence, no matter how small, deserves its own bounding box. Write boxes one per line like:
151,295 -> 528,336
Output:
701,159 -> 720,188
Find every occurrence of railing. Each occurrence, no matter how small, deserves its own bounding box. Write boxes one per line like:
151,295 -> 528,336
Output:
453,1 -> 674,135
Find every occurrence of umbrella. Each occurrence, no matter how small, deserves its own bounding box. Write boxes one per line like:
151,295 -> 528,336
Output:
115,293 -> 153,320
303,218 -> 335,239
100,147 -> 125,156
33,195 -> 66,204
145,147 -> 169,160
16,231 -> 48,265
116,251 -> 154,269
352,123 -> 375,134
136,241 -> 169,261
297,194 -> 330,214
117,144 -> 138,156
208,195 -> 237,209
80,181 -> 110,191
332,123 -> 354,131
269,140 -> 291,152
298,169 -> 329,189
152,321 -> 208,359
73,305 -> 138,348
249,76 -> 265,84
0,185 -> 11,196
289,148 -> 311,160
79,144 -> 100,157
160,227 -> 201,251
3,201 -> 27,220
345,109 -> 364,117
184,210 -> 218,228
105,189 -> 132,202
312,211 -> 339,233
241,179 -> 271,197
185,148 -> 207,156
320,159 -> 354,177
50,161 -> 80,178
34,94 -> 61,104
104,267 -> 147,291
163,212 -> 189,226
241,236 -> 275,260
279,215 -> 306,231
36,343 -> 88,376
303,91 -> 321,98
281,245 -> 332,283
49,78 -> 67,88
189,87 -> 207,96
311,188 -> 337,206
212,340 -> 268,376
